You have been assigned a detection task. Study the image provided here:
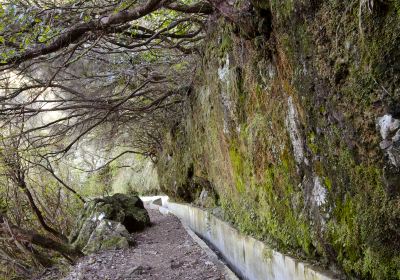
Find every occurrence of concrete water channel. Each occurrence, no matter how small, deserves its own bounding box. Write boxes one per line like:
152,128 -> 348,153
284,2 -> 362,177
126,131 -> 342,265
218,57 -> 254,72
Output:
141,196 -> 338,280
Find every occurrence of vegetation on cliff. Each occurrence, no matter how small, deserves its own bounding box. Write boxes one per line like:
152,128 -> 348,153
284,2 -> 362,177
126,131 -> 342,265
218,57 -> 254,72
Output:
157,1 -> 400,279
0,0 -> 399,279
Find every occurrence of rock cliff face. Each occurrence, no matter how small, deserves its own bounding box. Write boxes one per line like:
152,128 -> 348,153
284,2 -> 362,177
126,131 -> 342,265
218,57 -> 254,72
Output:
156,1 -> 400,279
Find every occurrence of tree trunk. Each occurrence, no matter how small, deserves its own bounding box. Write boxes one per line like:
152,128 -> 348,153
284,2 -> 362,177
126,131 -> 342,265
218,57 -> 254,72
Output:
0,215 -> 83,262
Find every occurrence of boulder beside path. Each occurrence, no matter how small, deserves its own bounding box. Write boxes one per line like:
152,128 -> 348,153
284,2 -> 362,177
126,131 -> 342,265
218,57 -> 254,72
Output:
69,194 -> 150,254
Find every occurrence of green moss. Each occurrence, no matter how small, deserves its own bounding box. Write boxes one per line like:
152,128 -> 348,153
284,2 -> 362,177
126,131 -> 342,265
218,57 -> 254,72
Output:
324,177 -> 332,192
263,248 -> 274,261
157,3 -> 400,279
319,132 -> 399,278
257,163 -> 314,257
307,131 -> 318,154
270,0 -> 295,20
229,146 -> 246,193
100,236 -> 127,249
224,130 -> 315,258
219,32 -> 233,58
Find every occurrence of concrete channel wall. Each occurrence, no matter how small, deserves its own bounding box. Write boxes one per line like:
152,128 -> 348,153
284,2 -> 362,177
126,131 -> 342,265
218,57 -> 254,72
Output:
142,196 -> 337,280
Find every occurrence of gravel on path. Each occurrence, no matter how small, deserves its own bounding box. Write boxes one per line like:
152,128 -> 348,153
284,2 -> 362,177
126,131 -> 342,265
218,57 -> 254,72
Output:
39,208 -> 227,280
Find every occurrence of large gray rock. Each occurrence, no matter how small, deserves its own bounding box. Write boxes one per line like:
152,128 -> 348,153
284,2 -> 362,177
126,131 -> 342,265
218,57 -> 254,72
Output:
82,219 -> 134,254
69,194 -> 150,253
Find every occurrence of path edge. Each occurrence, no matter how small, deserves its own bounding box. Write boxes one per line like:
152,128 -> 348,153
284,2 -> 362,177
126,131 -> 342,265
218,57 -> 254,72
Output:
144,200 -> 239,280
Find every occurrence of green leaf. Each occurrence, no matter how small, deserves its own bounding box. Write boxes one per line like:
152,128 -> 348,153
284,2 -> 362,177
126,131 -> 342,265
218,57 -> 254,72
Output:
83,15 -> 91,22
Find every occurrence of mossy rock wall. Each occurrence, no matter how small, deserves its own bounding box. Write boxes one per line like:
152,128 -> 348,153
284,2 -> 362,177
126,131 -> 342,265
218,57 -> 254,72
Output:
157,1 -> 400,279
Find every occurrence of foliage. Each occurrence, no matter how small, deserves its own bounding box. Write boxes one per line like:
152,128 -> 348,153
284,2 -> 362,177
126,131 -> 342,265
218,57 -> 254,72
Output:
0,0 -> 212,278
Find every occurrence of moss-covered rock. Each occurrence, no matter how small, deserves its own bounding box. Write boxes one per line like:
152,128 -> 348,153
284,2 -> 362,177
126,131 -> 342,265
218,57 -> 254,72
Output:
82,219 -> 133,254
69,194 -> 149,253
91,193 -> 150,232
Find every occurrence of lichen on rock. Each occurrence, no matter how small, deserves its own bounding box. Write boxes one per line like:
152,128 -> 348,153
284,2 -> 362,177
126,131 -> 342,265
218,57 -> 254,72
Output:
377,114 -> 400,167
285,96 -> 307,166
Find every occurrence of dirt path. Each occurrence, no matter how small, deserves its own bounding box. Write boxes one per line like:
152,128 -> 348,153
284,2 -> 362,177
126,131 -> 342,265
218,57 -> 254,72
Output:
54,209 -> 227,280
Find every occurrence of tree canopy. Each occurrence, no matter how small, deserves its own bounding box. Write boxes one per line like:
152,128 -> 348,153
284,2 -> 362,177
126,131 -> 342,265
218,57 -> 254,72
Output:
0,0 -> 223,277
0,0 -> 212,156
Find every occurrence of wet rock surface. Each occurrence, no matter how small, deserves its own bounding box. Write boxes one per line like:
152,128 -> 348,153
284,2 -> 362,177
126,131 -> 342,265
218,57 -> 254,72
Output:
39,209 -> 226,280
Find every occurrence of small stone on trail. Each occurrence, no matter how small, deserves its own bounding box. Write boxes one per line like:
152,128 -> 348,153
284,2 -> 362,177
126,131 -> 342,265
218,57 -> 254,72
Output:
127,265 -> 148,276
170,260 -> 184,269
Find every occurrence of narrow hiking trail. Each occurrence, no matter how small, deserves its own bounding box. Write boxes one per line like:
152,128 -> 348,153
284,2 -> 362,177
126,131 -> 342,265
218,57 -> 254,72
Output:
40,209 -> 227,280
